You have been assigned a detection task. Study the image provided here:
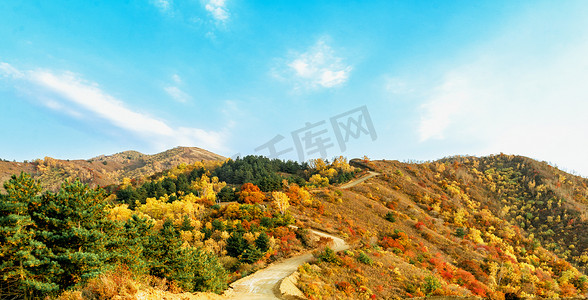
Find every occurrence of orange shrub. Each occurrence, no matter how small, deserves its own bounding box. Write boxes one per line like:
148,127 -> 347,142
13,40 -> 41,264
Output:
336,281 -> 355,294
380,237 -> 405,252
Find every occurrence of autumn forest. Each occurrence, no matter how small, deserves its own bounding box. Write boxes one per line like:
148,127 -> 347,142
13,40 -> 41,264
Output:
2,150 -> 588,299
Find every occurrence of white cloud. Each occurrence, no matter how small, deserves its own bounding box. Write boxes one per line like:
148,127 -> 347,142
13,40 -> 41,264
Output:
416,12 -> 588,175
152,0 -> 171,13
0,62 -> 24,78
204,0 -> 229,23
277,38 -> 352,91
171,73 -> 182,84
164,86 -> 191,103
418,73 -> 475,141
164,74 -> 191,103
0,63 -> 228,153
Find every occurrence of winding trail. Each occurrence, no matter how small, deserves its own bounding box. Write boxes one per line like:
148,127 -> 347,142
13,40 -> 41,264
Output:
225,230 -> 348,299
338,171 -> 380,189
223,170 -> 378,299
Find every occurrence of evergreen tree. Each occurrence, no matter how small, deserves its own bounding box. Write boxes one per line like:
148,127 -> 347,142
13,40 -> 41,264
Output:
111,215 -> 153,275
30,179 -> 114,289
240,243 -> 262,264
0,173 -> 59,298
217,186 -> 236,202
145,219 -> 183,279
179,215 -> 195,231
226,232 -> 246,257
255,231 -> 270,252
168,246 -> 228,293
176,173 -> 190,193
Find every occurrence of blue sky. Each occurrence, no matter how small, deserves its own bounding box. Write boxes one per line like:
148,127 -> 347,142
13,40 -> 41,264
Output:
2,1 -> 588,175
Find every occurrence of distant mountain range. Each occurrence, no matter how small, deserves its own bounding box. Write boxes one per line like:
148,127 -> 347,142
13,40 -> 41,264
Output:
0,147 -> 224,191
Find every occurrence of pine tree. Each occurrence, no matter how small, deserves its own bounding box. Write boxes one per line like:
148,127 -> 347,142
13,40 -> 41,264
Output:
110,215 -> 153,275
218,186 -> 236,202
145,219 -> 183,279
30,179 -> 113,289
0,173 -> 59,298
255,231 -> 270,252
226,232 -> 246,257
168,246 -> 228,293
240,243 -> 263,264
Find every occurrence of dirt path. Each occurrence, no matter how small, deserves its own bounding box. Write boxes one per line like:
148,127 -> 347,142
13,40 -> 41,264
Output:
338,171 -> 380,189
225,230 -> 348,299
222,169 -> 374,299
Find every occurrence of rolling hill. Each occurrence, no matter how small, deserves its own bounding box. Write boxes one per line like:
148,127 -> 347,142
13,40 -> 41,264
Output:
290,155 -> 588,299
0,146 -> 224,191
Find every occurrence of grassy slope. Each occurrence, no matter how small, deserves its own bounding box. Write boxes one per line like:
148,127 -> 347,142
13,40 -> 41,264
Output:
291,155 -> 588,299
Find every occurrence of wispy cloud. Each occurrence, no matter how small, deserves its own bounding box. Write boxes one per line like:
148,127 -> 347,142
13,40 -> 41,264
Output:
151,0 -> 172,13
171,73 -> 182,84
164,86 -> 191,103
418,73 -> 474,141
203,0 -> 229,23
0,63 -> 227,153
163,74 -> 191,103
275,38 -> 352,91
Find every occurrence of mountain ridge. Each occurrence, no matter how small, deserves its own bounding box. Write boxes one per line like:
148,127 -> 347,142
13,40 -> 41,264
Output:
0,146 -> 225,191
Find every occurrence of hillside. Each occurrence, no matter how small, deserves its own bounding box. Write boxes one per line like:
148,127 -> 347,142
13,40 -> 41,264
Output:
290,155 -> 588,299
2,153 -> 588,299
0,147 -> 224,191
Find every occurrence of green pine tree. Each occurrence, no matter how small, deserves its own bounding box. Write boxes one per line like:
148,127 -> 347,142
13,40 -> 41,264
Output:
0,173 -> 59,298
144,219 -> 183,279
108,214 -> 153,276
226,232 -> 246,258
30,179 -> 114,289
255,231 -> 270,252
240,243 -> 263,264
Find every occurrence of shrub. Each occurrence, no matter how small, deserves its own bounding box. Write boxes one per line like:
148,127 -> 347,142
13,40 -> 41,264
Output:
422,275 -> 441,295
455,227 -> 467,238
308,174 -> 329,187
357,252 -> 373,265
336,281 -> 355,294
65,267 -> 138,299
384,212 -> 396,222
296,228 -> 314,248
316,247 -> 341,265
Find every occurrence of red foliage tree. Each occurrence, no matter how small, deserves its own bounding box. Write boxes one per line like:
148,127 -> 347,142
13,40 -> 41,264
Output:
237,183 -> 266,204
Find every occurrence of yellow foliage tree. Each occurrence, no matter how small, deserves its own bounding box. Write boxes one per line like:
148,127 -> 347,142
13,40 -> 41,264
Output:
320,168 -> 338,179
309,174 -> 329,187
190,174 -> 226,205
309,158 -> 328,171
332,156 -> 354,173
272,191 -> 290,215
134,195 -> 205,222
